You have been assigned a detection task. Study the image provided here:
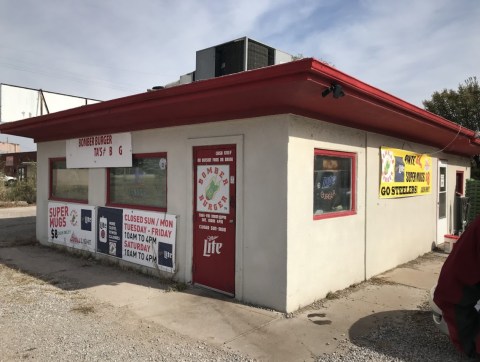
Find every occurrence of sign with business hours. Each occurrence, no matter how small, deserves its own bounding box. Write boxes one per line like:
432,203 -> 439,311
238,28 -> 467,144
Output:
48,202 -> 96,252
379,147 -> 432,199
97,207 -> 177,272
66,132 -> 132,168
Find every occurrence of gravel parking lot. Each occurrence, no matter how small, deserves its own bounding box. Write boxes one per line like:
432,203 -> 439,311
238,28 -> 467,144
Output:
0,263 -> 252,362
0,249 -> 474,362
317,305 -> 473,362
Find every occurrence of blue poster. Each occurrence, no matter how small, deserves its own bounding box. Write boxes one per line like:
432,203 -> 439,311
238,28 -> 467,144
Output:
394,156 -> 405,182
81,209 -> 92,231
97,207 -> 123,258
158,242 -> 173,268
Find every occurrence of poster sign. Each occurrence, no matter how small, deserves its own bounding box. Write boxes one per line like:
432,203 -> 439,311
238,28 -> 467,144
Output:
66,132 -> 132,168
97,207 -> 123,258
380,147 -> 432,199
196,164 -> 230,214
97,207 -> 177,272
48,202 -> 96,252
5,156 -> 13,166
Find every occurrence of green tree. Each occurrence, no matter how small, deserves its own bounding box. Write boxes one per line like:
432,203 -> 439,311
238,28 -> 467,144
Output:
423,76 -> 480,131
423,77 -> 480,179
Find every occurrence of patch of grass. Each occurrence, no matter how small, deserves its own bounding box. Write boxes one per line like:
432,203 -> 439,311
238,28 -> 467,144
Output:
0,265 -> 37,286
71,305 -> 95,315
326,291 -> 339,300
0,179 -> 36,204
165,282 -> 188,292
369,277 -> 399,286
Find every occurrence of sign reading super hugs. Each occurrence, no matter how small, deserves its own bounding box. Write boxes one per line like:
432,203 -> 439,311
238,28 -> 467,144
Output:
48,202 -> 96,252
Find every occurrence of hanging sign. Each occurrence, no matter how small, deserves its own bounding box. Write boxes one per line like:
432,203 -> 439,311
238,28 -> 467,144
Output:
66,132 -> 132,168
48,202 -> 96,252
97,207 -> 177,273
379,147 -> 432,199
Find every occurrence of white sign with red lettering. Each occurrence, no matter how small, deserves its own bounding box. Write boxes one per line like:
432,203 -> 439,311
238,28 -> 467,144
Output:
122,208 -> 177,272
48,202 -> 96,252
196,164 -> 230,214
66,132 -> 132,168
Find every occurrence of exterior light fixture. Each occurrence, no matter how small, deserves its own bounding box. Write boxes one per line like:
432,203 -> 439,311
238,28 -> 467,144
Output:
322,84 -> 345,99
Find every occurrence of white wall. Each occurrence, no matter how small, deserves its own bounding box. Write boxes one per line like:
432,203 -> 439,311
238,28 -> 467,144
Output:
36,115 -> 290,311
37,141 -> 64,241
364,134 -> 437,278
365,136 -> 471,278
442,155 -> 471,235
286,116 -> 366,311
285,115 -> 472,311
35,113 -> 472,313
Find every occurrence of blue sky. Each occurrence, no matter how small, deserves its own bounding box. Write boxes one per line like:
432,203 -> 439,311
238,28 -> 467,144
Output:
1,0 -> 479,150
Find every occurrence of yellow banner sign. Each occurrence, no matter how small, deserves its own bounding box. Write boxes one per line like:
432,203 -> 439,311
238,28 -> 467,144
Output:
380,147 -> 432,198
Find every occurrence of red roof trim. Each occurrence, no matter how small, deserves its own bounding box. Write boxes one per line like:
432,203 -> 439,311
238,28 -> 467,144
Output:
1,58 -> 479,156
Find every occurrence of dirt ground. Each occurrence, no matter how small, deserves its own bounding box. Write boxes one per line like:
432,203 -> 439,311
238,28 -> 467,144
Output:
0,262 -> 251,362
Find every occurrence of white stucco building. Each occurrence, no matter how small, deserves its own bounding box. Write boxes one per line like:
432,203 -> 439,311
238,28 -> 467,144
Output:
1,58 -> 479,312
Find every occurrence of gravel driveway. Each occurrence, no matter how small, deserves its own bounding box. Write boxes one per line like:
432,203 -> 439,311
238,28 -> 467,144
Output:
0,263 -> 252,362
316,305 -> 473,362
0,253 -> 474,362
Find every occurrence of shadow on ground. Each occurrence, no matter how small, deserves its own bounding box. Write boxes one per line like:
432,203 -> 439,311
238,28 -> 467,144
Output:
0,216 -> 36,246
349,309 -> 472,361
0,243 -> 235,305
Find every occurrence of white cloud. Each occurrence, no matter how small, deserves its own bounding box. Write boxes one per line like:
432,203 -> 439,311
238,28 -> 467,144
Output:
0,0 -> 479,115
287,0 -> 480,105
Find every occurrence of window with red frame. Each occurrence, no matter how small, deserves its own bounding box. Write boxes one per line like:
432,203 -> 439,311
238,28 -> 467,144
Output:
314,150 -> 356,219
50,158 -> 88,202
108,153 -> 167,211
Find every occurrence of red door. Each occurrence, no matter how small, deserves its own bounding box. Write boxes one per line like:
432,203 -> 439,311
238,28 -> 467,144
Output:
193,145 -> 236,295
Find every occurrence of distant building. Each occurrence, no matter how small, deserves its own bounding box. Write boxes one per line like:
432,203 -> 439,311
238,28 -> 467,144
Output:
0,83 -> 101,123
0,141 -> 21,153
0,151 -> 36,179
0,83 -> 102,151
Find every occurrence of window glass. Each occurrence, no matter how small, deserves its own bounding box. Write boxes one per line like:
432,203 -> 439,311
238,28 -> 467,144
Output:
314,151 -> 355,217
438,192 -> 447,219
109,154 -> 167,210
51,159 -> 88,202
455,171 -> 464,195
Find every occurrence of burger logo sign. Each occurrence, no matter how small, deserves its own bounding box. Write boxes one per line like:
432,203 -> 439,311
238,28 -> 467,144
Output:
197,165 -> 230,214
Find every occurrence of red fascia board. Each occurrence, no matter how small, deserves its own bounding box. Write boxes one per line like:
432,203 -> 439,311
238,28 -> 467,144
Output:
1,58 -> 479,156
305,62 -> 480,155
0,65 -> 308,140
310,60 -> 469,134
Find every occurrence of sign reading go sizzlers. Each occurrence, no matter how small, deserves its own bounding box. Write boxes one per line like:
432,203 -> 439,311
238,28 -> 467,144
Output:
379,147 -> 432,199
66,132 -> 132,168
